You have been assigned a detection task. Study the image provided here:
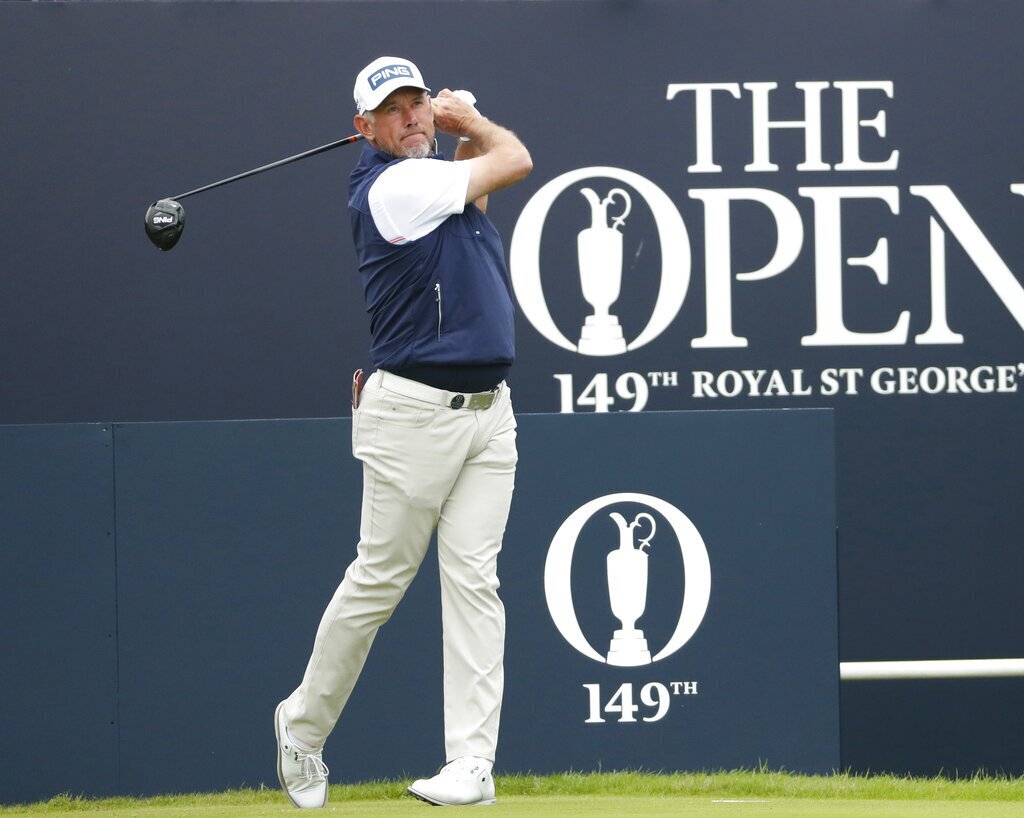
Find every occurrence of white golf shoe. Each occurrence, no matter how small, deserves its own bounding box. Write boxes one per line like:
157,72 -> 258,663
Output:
408,756 -> 496,806
275,702 -> 329,809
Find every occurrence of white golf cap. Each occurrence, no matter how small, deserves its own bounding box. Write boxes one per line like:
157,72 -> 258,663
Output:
354,56 -> 431,114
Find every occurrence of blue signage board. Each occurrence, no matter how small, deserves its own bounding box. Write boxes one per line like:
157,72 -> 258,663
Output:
0,409 -> 835,800
499,410 -> 838,774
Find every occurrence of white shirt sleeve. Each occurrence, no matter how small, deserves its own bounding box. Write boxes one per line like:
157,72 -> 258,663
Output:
367,159 -> 472,245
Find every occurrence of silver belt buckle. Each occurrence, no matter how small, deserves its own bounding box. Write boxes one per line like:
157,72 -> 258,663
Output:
466,391 -> 496,410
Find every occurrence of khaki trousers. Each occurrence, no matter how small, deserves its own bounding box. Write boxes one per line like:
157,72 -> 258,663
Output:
283,370 -> 517,763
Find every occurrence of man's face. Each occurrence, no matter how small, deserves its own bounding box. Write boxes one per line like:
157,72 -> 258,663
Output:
360,87 -> 434,159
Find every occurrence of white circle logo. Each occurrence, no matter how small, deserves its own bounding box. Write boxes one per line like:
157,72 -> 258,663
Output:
510,167 -> 691,356
543,493 -> 711,665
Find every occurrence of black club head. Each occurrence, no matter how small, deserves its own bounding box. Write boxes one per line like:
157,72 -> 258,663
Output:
145,198 -> 185,251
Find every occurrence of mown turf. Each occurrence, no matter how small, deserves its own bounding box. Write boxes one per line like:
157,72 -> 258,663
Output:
3,770 -> 1022,817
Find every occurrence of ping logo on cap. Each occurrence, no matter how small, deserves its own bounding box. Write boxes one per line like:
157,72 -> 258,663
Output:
368,64 -> 414,90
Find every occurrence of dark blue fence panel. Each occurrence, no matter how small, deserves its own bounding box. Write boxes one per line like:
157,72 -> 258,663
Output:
110,419 -> 357,795
2,409 -> 836,801
0,425 -> 118,803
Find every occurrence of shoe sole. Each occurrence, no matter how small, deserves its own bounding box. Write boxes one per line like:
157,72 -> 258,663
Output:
406,785 -> 495,807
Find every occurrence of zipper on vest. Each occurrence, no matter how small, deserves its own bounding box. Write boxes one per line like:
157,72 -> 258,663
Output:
435,281 -> 442,339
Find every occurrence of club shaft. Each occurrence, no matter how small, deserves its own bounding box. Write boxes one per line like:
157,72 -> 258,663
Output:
171,133 -> 364,201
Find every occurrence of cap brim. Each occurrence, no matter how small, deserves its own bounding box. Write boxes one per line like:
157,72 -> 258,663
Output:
360,81 -> 431,113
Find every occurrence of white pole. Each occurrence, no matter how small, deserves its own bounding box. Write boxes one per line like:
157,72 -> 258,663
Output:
840,658 -> 1024,681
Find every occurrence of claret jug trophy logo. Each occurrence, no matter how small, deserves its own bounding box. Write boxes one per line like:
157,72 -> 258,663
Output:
544,493 -> 712,665
577,187 -> 631,355
605,510 -> 654,665
510,168 -> 691,356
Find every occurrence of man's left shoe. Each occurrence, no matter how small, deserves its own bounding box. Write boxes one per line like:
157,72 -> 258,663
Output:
407,756 -> 496,806
275,701 -> 329,809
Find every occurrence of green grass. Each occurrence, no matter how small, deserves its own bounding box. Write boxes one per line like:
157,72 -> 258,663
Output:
4,770 -> 1023,817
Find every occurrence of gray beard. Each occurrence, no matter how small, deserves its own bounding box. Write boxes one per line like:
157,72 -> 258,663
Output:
402,142 -> 432,159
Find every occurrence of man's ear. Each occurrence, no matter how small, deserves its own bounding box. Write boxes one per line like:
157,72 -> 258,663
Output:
354,114 -> 375,141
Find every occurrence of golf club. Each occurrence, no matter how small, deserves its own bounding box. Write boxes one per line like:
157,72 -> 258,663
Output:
145,132 -> 364,251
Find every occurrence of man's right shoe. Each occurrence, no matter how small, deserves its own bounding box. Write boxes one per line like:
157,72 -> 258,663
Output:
407,756 -> 496,806
275,701 -> 329,809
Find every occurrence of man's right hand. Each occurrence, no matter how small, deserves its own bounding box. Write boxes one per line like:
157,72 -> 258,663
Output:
431,89 -> 482,140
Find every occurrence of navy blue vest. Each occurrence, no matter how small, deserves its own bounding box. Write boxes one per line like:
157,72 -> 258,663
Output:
349,144 -> 515,371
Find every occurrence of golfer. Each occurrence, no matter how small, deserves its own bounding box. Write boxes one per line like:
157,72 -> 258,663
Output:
274,56 -> 532,809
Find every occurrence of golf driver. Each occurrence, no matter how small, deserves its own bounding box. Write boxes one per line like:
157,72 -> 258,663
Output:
145,132 -> 364,251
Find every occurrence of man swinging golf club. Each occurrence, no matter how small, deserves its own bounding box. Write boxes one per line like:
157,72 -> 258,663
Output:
274,56 -> 532,808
